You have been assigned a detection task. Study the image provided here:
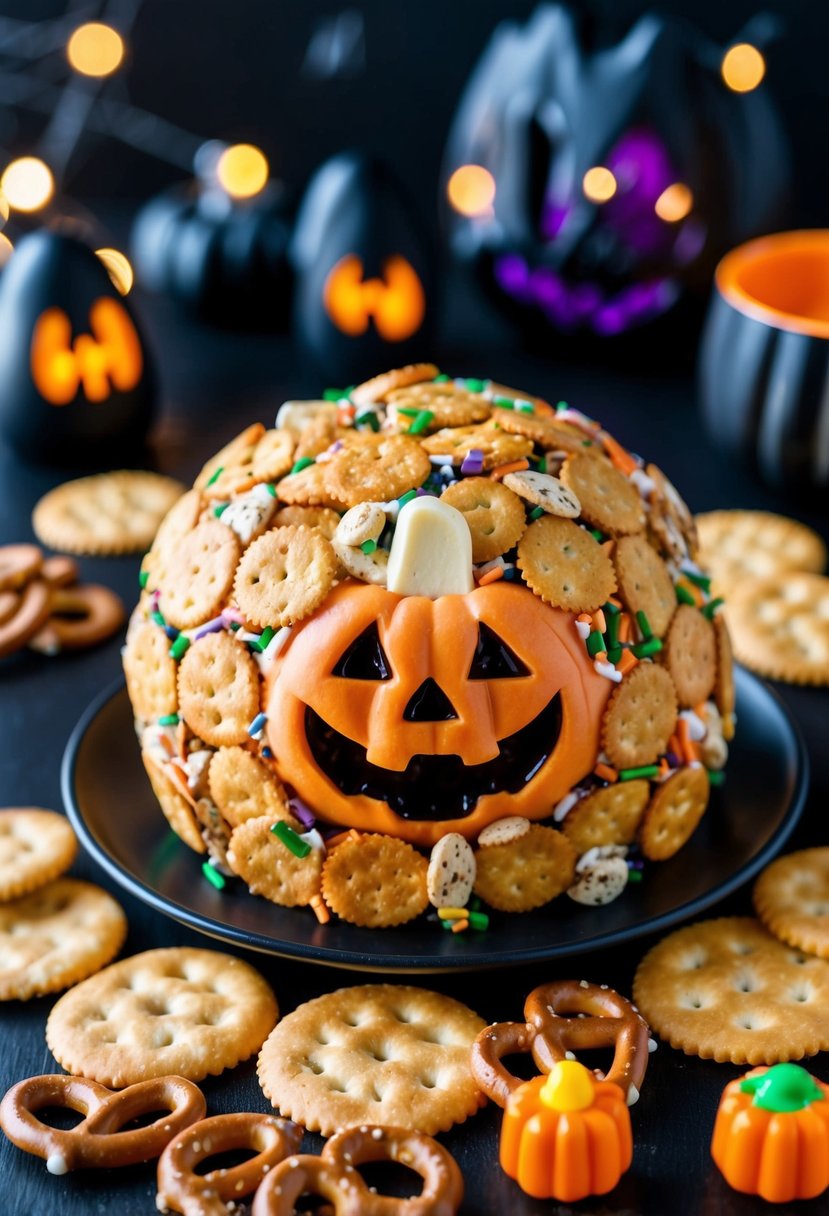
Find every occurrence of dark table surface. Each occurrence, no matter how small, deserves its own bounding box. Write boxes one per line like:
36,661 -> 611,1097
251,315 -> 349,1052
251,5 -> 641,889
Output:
1,282 -> 828,1215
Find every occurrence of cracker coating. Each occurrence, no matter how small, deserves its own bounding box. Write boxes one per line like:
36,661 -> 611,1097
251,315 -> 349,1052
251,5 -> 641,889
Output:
561,452 -> 645,537
322,835 -> 428,927
441,478 -> 526,563
155,520 -> 240,631
228,816 -> 322,906
177,632 -> 261,748
195,423 -> 266,497
614,533 -> 676,638
233,526 -> 337,628
725,572 -> 829,686
517,515 -> 616,612
0,808 -> 77,903
473,825 -> 577,912
562,781 -> 650,853
324,434 -> 431,506
638,766 -> 709,861
123,617 -> 178,720
601,663 -> 678,770
33,471 -> 185,556
208,746 -> 293,828
754,848 -> 829,960
661,604 -> 717,706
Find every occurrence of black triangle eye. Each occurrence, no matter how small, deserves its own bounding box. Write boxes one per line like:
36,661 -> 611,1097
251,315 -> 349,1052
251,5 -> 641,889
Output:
332,622 -> 392,680
468,623 -> 530,680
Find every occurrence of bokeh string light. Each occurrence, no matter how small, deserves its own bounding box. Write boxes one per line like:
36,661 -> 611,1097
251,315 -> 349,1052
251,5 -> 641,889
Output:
721,43 -> 766,93
1,157 -> 54,213
447,165 -> 496,218
66,21 -> 125,77
582,166 -> 617,204
95,247 -> 134,294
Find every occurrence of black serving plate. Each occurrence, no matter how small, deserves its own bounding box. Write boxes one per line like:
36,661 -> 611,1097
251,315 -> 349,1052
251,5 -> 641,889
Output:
63,668 -> 807,972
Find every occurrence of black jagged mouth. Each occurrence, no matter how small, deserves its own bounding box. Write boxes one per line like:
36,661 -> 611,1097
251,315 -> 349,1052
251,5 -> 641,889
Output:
305,693 -> 562,822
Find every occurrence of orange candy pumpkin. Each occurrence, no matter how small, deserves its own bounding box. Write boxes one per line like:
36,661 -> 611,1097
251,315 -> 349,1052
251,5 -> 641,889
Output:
500,1059 -> 632,1201
712,1064 -> 829,1203
266,580 -> 610,846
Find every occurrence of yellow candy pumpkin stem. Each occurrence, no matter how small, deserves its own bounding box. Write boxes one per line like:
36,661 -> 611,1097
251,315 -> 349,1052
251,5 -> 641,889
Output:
539,1060 -> 595,1112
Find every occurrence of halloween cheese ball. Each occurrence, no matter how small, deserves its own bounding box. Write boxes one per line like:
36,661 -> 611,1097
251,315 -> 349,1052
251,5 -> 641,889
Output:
124,364 -> 734,929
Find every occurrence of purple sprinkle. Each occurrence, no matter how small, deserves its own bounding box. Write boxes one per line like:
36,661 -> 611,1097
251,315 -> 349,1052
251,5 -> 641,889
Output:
628,859 -> 645,871
666,752 -> 681,768
416,486 -> 438,497
329,439 -> 344,454
289,797 -> 316,829
460,449 -> 484,475
194,615 -> 226,640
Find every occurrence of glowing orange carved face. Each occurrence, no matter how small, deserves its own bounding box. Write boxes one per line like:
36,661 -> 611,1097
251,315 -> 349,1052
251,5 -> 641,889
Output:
323,254 -> 425,342
30,297 -> 143,405
266,580 -> 610,846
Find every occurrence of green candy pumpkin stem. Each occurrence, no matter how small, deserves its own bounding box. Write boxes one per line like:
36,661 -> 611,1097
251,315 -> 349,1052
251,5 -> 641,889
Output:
740,1063 -> 825,1113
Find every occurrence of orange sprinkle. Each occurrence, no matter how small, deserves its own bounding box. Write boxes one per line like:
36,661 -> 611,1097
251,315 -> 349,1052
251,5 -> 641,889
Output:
668,733 -> 682,759
618,614 -> 632,643
723,713 -> 736,742
176,718 -> 188,762
576,613 -> 592,625
677,576 -> 704,607
159,734 -> 176,758
657,758 -> 671,780
594,762 -> 618,783
491,458 -> 530,481
326,828 -> 361,850
592,609 -> 607,634
477,565 -> 504,586
594,650 -> 608,664
451,918 -> 470,934
693,702 -> 708,719
607,595 -> 623,609
615,649 -> 638,676
309,895 -> 330,925
601,431 -> 639,477
677,719 -> 700,765
337,404 -> 356,426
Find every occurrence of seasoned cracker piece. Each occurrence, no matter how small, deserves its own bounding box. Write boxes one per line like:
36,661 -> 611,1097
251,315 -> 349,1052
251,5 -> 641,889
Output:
633,917 -> 829,1064
441,478 -> 526,562
0,878 -> 126,1001
233,526 -> 337,628
561,452 -> 645,537
273,504 -> 341,539
321,835 -> 428,927
123,616 -> 179,720
421,421 -> 532,470
473,825 -> 577,912
154,520 -> 240,631
228,816 -> 322,906
294,415 -> 352,460
194,423 -> 266,497
33,472 -> 185,556
696,509 -> 826,598
333,538 -> 389,585
177,632 -> 261,749
0,808 -> 77,902
726,572 -> 829,686
324,434 -> 431,507
638,766 -> 709,861
601,663 -> 678,770
334,502 -> 387,547
275,461 -> 348,510
140,488 -> 202,591
387,381 -> 491,431
661,604 -> 717,706
251,428 -> 295,482
754,848 -> 829,960
562,781 -> 650,853
47,947 -> 278,1085
491,408 -> 586,452
517,515 -> 616,613
713,614 -> 736,718
142,751 -> 206,853
350,363 -> 439,407
646,463 -> 698,561
257,984 -> 485,1135
502,469 -> 581,519
614,534 -> 676,639
208,746 -> 294,828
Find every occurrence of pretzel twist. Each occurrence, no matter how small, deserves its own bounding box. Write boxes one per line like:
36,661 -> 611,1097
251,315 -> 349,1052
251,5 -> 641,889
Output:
156,1112 -> 302,1216
470,980 -> 650,1107
0,1074 -> 205,1173
252,1125 -> 463,1216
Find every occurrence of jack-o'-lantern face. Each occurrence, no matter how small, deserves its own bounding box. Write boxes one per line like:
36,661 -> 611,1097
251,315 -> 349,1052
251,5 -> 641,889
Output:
267,580 -> 610,846
324,254 -> 425,342
31,297 -> 143,405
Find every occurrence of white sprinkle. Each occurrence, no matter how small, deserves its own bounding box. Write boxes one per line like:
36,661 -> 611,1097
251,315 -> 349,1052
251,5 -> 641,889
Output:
679,709 -> 706,742
564,1051 -> 576,1061
594,659 -> 622,682
46,1153 -> 68,1176
371,1128 -> 384,1140
648,1038 -> 658,1053
553,791 -> 580,823
627,1083 -> 640,1106
630,468 -> 656,498
575,619 -> 591,641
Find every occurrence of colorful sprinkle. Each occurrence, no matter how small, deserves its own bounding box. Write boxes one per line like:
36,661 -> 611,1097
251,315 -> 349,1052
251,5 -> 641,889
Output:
206,465 -> 224,487
460,448 -> 485,475
291,456 -> 315,475
361,539 -> 378,555
158,713 -> 180,726
707,769 -> 726,786
437,907 -> 468,920
684,570 -> 712,592
492,396 -> 515,409
248,712 -> 267,738
626,868 -> 643,884
151,609 -> 166,628
676,584 -> 697,607
408,409 -> 434,435
468,911 -> 489,931
265,483 -> 277,497
590,529 -> 605,543
398,489 -> 418,508
323,387 -> 347,401
202,862 -> 226,890
169,635 -> 190,661
594,762 -> 618,783
451,918 -> 470,934
703,597 -> 726,620
465,377 -> 486,392
631,637 -> 663,659
288,798 -> 316,830
214,502 -> 229,518
636,610 -> 653,639
355,410 -> 380,432
271,820 -> 311,857
619,764 -> 661,781
433,373 -> 450,383
138,568 -> 149,589
310,894 -> 330,924
586,631 -> 606,658
529,505 -> 546,521
194,615 -> 226,640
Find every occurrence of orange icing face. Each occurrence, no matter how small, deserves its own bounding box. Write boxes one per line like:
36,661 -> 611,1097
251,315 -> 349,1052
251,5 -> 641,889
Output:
266,579 -> 610,847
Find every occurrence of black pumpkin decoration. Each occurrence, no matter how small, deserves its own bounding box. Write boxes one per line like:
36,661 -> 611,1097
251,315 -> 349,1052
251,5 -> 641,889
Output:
443,5 -> 790,337
290,151 -> 433,382
700,230 -> 829,495
131,183 -> 294,328
0,231 -> 155,464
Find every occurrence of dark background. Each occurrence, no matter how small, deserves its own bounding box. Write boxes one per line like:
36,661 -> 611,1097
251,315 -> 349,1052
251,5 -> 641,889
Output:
1,0 -> 828,232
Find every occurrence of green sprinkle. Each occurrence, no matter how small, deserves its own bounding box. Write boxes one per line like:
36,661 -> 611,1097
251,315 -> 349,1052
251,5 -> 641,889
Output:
468,911 -> 489,931
202,862 -> 226,890
606,646 -> 623,665
636,610 -> 653,639
465,378 -> 486,392
707,769 -> 726,786
676,584 -> 696,606
151,610 -> 166,628
492,396 -> 515,409
537,456 -> 547,474
158,713 -> 180,726
703,597 -> 725,620
408,409 -> 434,435
440,918 -> 454,931
253,626 -> 275,653
556,400 -> 569,412
396,407 -> 419,417
605,612 -> 620,649
271,820 -> 311,858
470,896 -> 482,912
627,868 -> 643,884
361,539 -> 378,555
398,489 -> 417,508
433,373 -> 450,383
291,456 -> 315,475
214,502 -> 229,518
230,621 -> 241,631
169,635 -> 190,661
355,410 -> 380,432
631,637 -> 663,659
581,439 -> 594,447
590,529 -> 605,543
619,764 -> 660,781
206,466 -> 224,487
684,570 -> 711,592
265,483 -> 277,497
602,600 -> 621,615
515,401 -> 534,414
138,568 -> 149,589
586,630 -> 605,657
323,387 -> 346,401
529,505 -> 546,521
